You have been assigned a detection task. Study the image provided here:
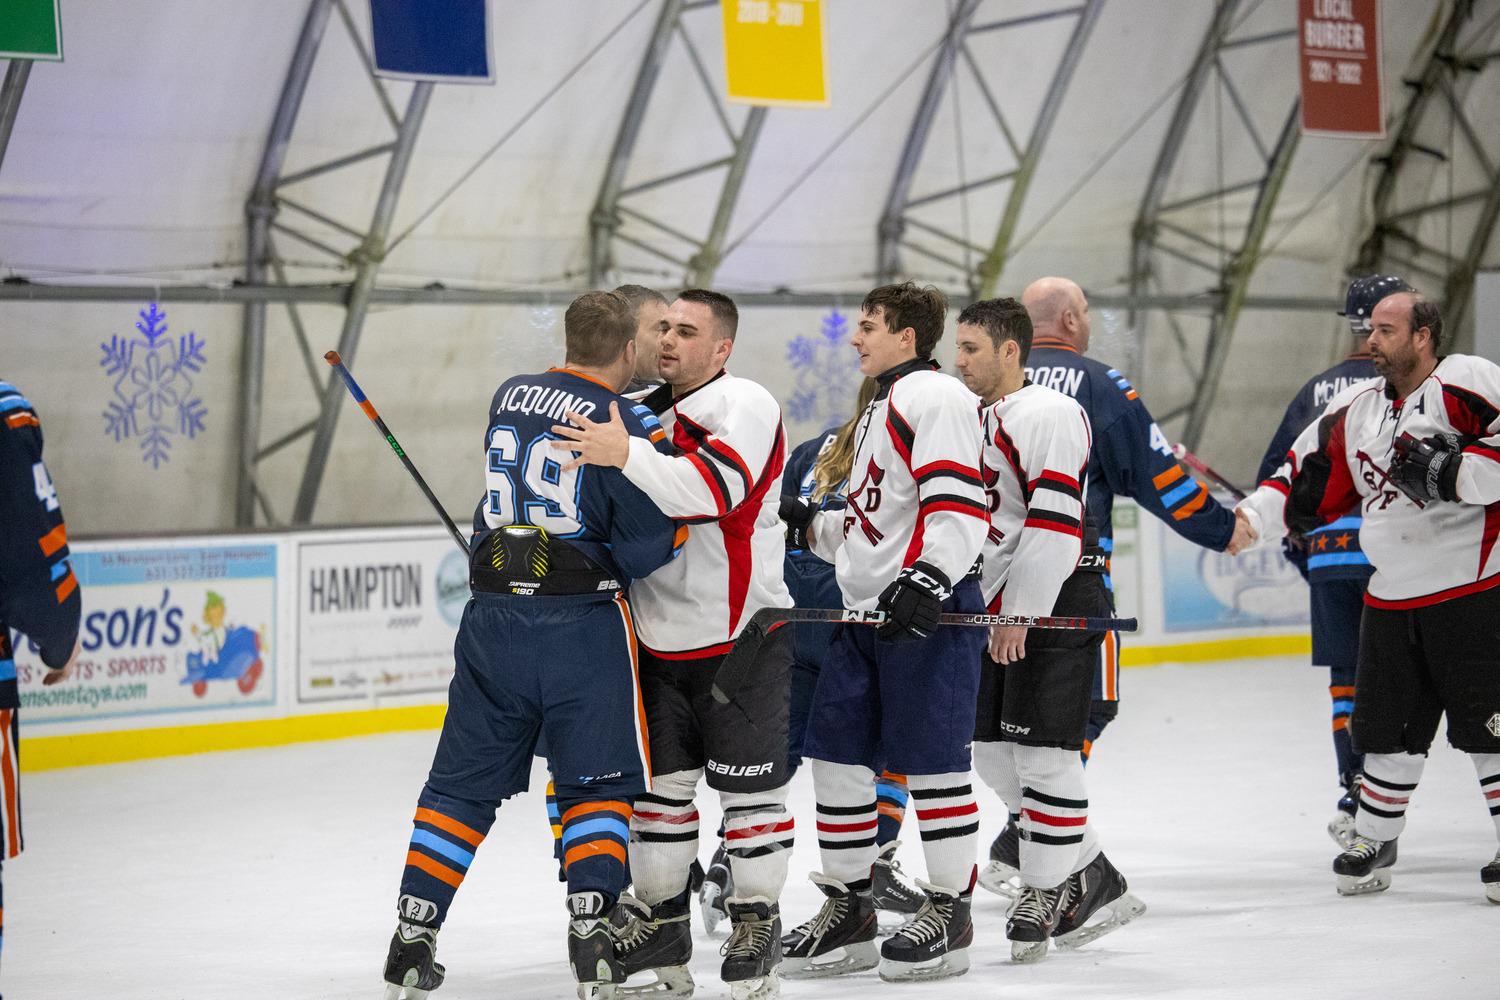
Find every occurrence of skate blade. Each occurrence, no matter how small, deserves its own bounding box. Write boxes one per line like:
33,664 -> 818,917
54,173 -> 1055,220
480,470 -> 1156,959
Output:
781,940 -> 880,979
1053,893 -> 1147,950
877,950 -> 970,983
384,986 -> 430,1000
700,884 -> 727,935
976,860 -> 1022,899
1327,813 -> 1357,850
1010,938 -> 1049,964
874,910 -> 914,937
615,965 -> 695,999
728,970 -> 779,1000
1485,882 -> 1500,905
1336,869 -> 1392,896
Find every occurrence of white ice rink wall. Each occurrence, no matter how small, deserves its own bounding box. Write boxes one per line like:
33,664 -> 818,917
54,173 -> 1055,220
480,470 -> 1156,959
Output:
9,497 -> 1309,772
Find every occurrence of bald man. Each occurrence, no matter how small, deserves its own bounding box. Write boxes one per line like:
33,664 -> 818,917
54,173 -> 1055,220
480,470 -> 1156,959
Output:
976,276 -> 1250,894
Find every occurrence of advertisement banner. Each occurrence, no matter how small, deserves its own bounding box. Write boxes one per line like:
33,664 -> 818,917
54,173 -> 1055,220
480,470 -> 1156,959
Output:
296,532 -> 470,703
1299,0 -> 1384,138
1159,520 -> 1309,633
722,0 -> 829,106
11,542 -> 277,723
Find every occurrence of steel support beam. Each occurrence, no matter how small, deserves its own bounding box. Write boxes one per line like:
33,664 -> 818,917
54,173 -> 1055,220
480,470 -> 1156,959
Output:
589,0 -> 685,286
687,106 -> 766,286
236,0 -> 335,526
292,82 -> 433,524
0,59 -> 32,176
1181,101 -> 1301,450
876,0 -> 983,285
976,0 -> 1104,296
1126,0 -> 1241,335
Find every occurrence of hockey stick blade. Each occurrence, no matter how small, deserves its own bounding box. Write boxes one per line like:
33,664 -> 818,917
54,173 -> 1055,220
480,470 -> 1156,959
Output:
325,351 -> 470,555
710,606 -> 1137,705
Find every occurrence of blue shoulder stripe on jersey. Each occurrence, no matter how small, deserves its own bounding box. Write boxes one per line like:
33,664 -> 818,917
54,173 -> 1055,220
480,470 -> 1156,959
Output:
1307,552 -> 1370,569
630,404 -> 663,431
0,394 -> 32,414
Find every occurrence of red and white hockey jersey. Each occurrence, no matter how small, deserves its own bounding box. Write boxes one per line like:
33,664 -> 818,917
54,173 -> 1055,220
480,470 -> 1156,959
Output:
809,359 -> 988,609
1239,354 -> 1500,608
979,382 -> 1092,617
622,370 -> 793,654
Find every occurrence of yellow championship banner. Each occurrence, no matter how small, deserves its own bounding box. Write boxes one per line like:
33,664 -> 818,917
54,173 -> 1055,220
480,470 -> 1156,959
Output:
722,0 -> 829,107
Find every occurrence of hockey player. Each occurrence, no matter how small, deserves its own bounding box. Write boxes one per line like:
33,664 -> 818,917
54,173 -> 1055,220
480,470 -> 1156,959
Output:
1254,274 -> 1412,847
968,277 -> 1245,894
617,284 -> 669,394
1235,291 -> 1500,901
777,283 -> 989,983
381,292 -> 684,1000
953,297 -> 1146,962
0,378 -> 81,978
552,289 -> 795,1000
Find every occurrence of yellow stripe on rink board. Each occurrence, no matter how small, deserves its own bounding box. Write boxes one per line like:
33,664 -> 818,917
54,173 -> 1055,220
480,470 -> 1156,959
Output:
1121,634 -> 1310,667
21,704 -> 447,772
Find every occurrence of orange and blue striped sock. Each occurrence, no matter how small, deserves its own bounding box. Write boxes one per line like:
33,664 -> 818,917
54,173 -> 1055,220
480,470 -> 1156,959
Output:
558,799 -> 632,903
399,791 -> 493,926
874,771 -> 908,848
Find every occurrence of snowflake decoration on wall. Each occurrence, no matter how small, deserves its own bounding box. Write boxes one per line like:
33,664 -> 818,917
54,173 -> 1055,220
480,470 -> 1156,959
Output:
100,303 -> 207,469
784,310 -> 860,427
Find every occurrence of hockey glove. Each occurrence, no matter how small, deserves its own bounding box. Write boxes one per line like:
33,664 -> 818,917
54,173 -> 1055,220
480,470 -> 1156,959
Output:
779,494 -> 816,550
1390,432 -> 1466,504
876,561 -> 951,644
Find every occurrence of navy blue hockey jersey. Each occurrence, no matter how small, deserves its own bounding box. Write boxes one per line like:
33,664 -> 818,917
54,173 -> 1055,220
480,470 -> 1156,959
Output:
1,380 -> 82,709
472,368 -> 682,585
1025,341 -> 1234,556
781,427 -> 843,667
1254,350 -> 1377,583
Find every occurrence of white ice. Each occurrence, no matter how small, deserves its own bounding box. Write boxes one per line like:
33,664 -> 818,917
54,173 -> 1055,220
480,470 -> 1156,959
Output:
8,655 -> 1496,999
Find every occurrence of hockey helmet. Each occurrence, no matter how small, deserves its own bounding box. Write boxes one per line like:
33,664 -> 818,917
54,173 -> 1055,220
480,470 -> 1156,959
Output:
1340,274 -> 1414,334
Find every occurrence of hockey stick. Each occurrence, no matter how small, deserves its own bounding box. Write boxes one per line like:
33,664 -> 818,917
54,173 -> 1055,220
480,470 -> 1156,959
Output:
710,606 -> 1138,706
1172,444 -> 1245,501
324,351 -> 470,556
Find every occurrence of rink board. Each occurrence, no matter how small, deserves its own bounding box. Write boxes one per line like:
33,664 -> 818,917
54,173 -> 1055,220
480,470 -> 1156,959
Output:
13,498 -> 1311,769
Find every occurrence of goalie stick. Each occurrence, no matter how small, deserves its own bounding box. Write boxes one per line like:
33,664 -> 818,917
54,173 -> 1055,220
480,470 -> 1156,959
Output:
1172,444 -> 1246,501
325,351 -> 470,556
711,606 -> 1138,705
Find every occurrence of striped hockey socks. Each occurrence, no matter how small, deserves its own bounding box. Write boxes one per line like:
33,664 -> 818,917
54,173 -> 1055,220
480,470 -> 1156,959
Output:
908,772 -> 980,895
1355,752 -> 1425,842
722,786 -> 794,900
399,789 -> 495,927
1472,754 -> 1500,839
811,759 -> 879,890
557,799 -> 632,902
628,770 -> 701,906
1013,744 -> 1096,889
875,771 -> 910,847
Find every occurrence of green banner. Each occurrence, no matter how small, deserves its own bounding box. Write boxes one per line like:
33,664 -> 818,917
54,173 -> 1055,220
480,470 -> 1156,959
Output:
0,0 -> 63,60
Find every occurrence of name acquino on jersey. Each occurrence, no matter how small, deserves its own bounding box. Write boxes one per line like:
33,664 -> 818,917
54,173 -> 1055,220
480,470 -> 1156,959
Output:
496,383 -> 600,421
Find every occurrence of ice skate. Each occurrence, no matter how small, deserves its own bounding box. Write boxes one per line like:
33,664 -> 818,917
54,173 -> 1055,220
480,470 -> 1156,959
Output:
1481,849 -> 1500,904
1006,882 -> 1069,964
720,897 -> 782,1000
382,920 -> 444,1000
1052,852 -> 1145,950
871,841 -> 924,921
610,895 -> 696,998
699,840 -> 733,934
1333,835 -> 1397,896
976,817 -> 1022,898
1327,774 -> 1361,849
877,880 -> 973,983
569,892 -> 624,1000
780,873 -> 879,979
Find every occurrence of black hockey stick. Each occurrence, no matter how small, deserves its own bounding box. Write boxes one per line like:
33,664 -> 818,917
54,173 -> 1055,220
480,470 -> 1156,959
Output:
711,606 -> 1138,706
1172,444 -> 1246,501
325,351 -> 470,556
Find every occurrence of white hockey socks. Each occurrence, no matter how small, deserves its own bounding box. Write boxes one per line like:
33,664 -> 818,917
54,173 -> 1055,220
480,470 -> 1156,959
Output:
972,740 -> 1022,814
810,759 -> 879,889
1014,744 -> 1090,889
1471,753 -> 1500,839
1355,752 -> 1425,842
908,772 -> 980,895
629,769 -> 701,905
721,784 -> 794,900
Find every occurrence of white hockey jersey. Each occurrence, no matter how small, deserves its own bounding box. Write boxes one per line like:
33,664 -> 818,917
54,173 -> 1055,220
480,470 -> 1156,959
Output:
622,370 -> 794,654
979,382 -> 1092,617
1240,354 -> 1500,608
809,359 -> 988,609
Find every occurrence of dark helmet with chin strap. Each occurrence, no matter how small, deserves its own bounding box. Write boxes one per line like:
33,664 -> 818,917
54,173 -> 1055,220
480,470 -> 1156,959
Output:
1340,274 -> 1414,335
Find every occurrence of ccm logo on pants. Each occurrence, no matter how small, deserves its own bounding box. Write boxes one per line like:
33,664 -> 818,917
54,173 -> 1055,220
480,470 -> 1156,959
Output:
707,759 -> 776,778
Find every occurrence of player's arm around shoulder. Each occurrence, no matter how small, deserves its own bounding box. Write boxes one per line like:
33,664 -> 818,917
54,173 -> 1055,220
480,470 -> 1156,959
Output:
593,401 -> 687,580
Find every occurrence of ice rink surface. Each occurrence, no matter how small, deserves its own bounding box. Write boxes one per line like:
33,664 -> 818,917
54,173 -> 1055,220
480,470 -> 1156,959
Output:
7,655 -> 1495,999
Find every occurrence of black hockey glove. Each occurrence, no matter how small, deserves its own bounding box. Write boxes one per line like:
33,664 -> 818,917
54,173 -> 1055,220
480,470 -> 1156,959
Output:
1390,432 -> 1466,504
876,561 -> 951,644
780,494 -> 817,550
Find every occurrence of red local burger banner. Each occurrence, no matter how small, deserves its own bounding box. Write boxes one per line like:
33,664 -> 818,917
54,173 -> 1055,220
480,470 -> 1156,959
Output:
1299,0 -> 1384,138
